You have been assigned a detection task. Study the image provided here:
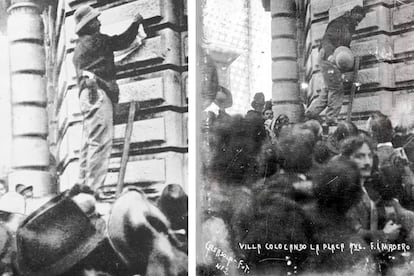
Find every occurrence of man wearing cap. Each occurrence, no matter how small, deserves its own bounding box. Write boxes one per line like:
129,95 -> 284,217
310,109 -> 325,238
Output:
305,5 -> 366,125
73,5 -> 144,190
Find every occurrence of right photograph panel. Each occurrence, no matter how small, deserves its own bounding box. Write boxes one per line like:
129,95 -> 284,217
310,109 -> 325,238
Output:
197,0 -> 414,275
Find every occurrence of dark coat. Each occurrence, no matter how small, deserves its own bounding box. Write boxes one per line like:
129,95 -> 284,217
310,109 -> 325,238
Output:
320,13 -> 359,59
377,144 -> 414,210
233,173 -> 314,274
304,159 -> 376,274
303,204 -> 376,274
108,190 -> 187,276
73,21 -> 139,104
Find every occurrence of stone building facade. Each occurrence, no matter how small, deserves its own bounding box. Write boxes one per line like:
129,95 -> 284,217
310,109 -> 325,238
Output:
304,0 -> 414,127
266,0 -> 414,126
51,0 -> 188,198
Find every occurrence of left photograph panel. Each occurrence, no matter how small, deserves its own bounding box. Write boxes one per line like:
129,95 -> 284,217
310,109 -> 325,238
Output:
0,0 -> 188,275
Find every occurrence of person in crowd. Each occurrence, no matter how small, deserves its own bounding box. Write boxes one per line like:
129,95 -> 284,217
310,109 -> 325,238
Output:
158,184 -> 188,253
394,125 -> 414,175
14,187 -> 187,276
329,120 -> 359,153
199,115 -> 268,274
264,100 -> 272,113
236,175 -> 312,275
393,124 -> 410,150
107,189 -> 187,276
301,119 -> 323,141
263,107 -> 274,141
215,87 -> 233,122
276,125 -> 317,179
232,126 -> 317,274
340,135 -> 402,244
367,111 -> 414,210
371,164 -> 414,273
314,120 -> 359,164
158,184 -> 188,233
300,120 -> 324,168
246,92 -> 266,120
73,5 -> 144,191
393,118 -> 414,180
303,159 -> 375,274
200,105 -> 414,273
263,108 -> 273,121
256,138 -> 281,178
207,115 -> 267,190
305,5 -> 367,125
270,113 -> 290,138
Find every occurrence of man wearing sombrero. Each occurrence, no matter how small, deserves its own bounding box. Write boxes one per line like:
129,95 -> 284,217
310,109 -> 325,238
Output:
72,5 -> 144,190
305,5 -> 366,126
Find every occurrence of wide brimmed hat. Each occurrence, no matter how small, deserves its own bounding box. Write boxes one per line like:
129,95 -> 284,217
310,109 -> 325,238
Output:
334,46 -> 354,71
16,193 -> 106,276
214,86 -> 233,109
108,189 -> 187,275
74,5 -> 101,34
251,92 -> 265,109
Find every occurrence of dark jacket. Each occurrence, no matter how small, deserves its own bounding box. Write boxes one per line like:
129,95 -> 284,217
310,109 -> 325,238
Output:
303,204 -> 376,274
320,13 -> 359,59
377,144 -> 414,210
234,173 -> 313,274
73,21 -> 140,104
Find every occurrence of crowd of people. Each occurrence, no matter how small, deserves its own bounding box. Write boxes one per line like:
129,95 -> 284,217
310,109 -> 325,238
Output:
0,182 -> 188,276
199,102 -> 414,275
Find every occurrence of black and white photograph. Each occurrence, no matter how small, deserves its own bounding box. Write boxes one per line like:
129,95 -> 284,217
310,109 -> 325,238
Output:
0,0 -> 188,275
5,0 -> 414,274
197,0 -> 414,275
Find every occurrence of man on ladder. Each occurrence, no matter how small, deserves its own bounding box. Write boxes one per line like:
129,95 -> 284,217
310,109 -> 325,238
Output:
73,5 -> 145,191
305,5 -> 367,126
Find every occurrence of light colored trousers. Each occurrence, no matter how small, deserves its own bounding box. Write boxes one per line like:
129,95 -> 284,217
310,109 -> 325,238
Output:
305,51 -> 344,123
78,86 -> 113,191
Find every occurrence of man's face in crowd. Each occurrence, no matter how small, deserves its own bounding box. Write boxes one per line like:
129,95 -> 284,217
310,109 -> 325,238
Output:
349,143 -> 373,178
255,103 -> 265,113
263,110 -> 273,120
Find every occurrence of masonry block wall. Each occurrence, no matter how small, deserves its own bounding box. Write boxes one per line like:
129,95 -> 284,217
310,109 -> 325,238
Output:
304,0 -> 414,126
52,0 -> 187,199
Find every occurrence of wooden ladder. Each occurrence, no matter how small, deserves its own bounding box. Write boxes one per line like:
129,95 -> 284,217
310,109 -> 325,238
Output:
115,101 -> 138,197
346,56 -> 361,122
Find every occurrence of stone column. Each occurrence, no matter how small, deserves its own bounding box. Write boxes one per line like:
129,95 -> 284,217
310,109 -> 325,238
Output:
271,0 -> 303,122
7,0 -> 55,198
